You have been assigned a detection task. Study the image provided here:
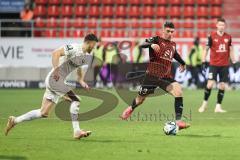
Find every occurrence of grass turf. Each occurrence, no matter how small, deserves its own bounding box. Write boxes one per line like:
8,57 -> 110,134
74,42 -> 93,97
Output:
0,89 -> 240,160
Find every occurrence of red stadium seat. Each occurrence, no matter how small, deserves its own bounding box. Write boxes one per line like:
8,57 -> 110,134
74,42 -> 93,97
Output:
170,0 -> 182,6
34,5 -> 46,17
197,18 -> 209,29
141,18 -> 154,28
62,0 -> 74,5
102,0 -> 115,5
184,6 -> 194,18
197,0 -> 209,6
59,30 -> 72,37
101,18 -> 112,28
143,0 -> 154,5
142,6 -> 154,18
86,29 -> 98,36
35,0 -> 48,5
75,5 -> 87,17
87,18 -> 97,28
116,5 -> 127,17
62,6 -> 73,17
130,30 -> 139,37
112,30 -> 126,37
75,0 -> 87,5
209,18 -> 218,29
155,20 -> 163,28
182,30 -> 194,38
211,0 -> 222,5
89,5 -> 100,17
211,6 -> 222,17
129,0 -> 142,5
102,6 -> 114,17
129,6 -> 141,17
183,19 -> 194,28
47,6 -> 60,17
156,6 -> 167,18
172,18 -> 182,28
73,18 -> 85,28
89,0 -> 101,5
140,30 -> 153,38
46,17 -> 58,28
35,17 -> 45,28
174,31 -> 180,38
114,18 -> 127,28
156,0 -> 168,5
169,6 -> 181,18
100,30 -> 112,37
184,0 -> 195,5
73,30 -> 84,37
59,17 -> 72,28
197,30 -> 208,38
44,30 -> 57,37
131,18 -> 140,28
196,6 -> 208,18
49,0 -> 60,5
116,0 -> 128,5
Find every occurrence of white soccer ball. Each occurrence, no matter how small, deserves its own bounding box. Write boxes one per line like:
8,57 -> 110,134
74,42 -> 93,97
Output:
163,121 -> 179,135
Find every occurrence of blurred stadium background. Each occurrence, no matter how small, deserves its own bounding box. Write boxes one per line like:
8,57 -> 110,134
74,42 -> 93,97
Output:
0,0 -> 240,89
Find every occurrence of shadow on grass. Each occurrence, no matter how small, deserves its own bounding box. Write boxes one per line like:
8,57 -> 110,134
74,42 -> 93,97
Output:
64,138 -> 142,143
179,134 -> 232,138
0,155 -> 27,160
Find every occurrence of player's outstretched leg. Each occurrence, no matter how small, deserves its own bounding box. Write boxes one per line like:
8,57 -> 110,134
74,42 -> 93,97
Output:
121,95 -> 146,120
198,80 -> 214,113
4,98 -> 54,136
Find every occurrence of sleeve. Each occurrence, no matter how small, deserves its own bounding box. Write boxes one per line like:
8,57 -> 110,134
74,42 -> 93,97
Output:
63,44 -> 78,57
229,36 -> 232,46
174,51 -> 186,65
145,36 -> 160,44
206,35 -> 212,47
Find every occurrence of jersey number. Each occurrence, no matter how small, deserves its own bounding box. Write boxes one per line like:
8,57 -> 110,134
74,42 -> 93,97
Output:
218,44 -> 226,51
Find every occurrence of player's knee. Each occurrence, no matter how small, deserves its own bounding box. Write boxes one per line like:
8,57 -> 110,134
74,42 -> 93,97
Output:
40,110 -> 49,118
219,83 -> 225,90
207,81 -> 214,89
173,85 -> 182,97
136,96 -> 145,105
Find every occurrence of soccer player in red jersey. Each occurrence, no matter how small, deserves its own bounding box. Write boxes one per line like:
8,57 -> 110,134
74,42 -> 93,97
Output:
198,18 -> 237,113
121,22 -> 190,130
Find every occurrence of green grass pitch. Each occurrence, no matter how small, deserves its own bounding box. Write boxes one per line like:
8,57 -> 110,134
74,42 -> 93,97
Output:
0,89 -> 240,160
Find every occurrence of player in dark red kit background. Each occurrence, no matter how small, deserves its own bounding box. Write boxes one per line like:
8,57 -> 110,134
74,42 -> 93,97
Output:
121,22 -> 190,130
199,18 -> 238,113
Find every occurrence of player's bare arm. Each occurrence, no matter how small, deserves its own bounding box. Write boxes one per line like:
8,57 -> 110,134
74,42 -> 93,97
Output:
77,67 -> 90,90
52,47 -> 65,81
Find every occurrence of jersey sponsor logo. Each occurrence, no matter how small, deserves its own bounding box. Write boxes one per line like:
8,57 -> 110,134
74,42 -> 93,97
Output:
214,39 -> 218,42
66,45 -> 73,51
224,39 -> 229,43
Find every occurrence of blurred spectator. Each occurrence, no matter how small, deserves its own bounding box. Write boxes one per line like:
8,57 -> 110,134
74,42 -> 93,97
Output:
20,4 -> 33,37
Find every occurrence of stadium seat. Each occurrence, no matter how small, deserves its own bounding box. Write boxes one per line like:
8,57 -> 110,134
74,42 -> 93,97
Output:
101,18 -> 112,28
35,0 -> 48,5
140,30 -> 153,38
155,20 -> 163,28
211,0 -> 222,5
73,30 -> 84,37
183,19 -> 194,28
75,5 -> 87,17
184,6 -> 195,18
116,5 -> 127,17
114,18 -> 127,28
211,6 -> 222,17
130,30 -> 139,37
62,6 -> 73,17
89,5 -> 100,17
156,6 -> 167,18
87,18 -> 97,28
197,0 -> 209,6
172,18 -> 182,28
47,6 -> 60,17
169,6 -> 181,18
62,0 -> 74,5
155,30 -> 161,36
49,0 -> 60,5
129,6 -> 141,17
73,18 -> 85,28
141,18 -> 154,28
197,18 -> 209,29
170,0 -> 182,6
116,0 -> 128,5
130,18 -> 140,28
59,17 -> 72,28
129,0 -> 142,5
34,5 -> 46,17
102,0 -> 115,5
112,30 -> 126,37
197,30 -> 208,38
86,29 -> 98,36
142,6 -> 154,18
196,6 -> 208,18
182,30 -> 194,38
209,19 -> 217,29
44,30 -> 57,37
46,17 -> 58,28
100,30 -> 112,37
102,6 -> 114,17
184,0 -> 195,5
156,0 -> 168,5
143,0 -> 154,5
174,31 -> 180,38
35,17 -> 45,28
75,0 -> 87,5
89,0 -> 101,5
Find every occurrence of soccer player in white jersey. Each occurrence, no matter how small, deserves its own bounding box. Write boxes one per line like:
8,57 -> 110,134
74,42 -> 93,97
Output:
4,33 -> 98,139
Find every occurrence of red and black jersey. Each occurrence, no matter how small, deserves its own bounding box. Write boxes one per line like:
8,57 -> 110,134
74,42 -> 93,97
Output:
207,32 -> 232,66
146,36 -> 177,78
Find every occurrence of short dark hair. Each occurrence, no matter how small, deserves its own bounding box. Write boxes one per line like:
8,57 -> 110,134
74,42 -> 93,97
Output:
217,17 -> 226,23
163,21 -> 175,29
84,33 -> 98,42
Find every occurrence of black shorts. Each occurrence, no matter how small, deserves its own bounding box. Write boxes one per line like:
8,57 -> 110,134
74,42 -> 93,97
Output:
138,74 -> 176,96
208,65 -> 229,82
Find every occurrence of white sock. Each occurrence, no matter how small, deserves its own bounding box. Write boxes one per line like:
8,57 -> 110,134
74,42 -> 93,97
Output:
202,101 -> 208,106
70,101 -> 81,133
15,109 -> 42,124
